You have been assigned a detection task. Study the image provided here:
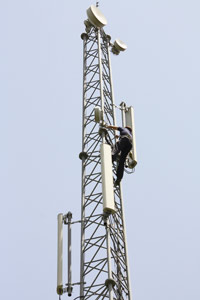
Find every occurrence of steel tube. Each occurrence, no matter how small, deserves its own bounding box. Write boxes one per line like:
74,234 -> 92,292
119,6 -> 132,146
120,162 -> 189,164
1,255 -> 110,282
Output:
67,212 -> 73,296
97,29 -> 106,142
105,217 -> 114,300
120,102 -> 126,127
97,29 -> 104,114
57,213 -> 63,294
119,186 -> 132,300
80,32 -> 88,299
106,37 -> 117,128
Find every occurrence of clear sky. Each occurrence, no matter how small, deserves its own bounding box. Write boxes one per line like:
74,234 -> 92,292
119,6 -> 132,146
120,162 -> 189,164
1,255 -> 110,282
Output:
0,1 -> 200,300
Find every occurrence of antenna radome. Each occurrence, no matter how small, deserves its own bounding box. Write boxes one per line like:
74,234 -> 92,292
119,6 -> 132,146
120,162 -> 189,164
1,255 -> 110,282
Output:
86,5 -> 107,28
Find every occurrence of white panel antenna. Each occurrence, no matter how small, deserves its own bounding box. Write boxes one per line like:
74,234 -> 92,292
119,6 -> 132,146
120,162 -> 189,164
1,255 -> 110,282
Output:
94,106 -> 103,123
125,106 -> 137,167
100,143 -> 116,214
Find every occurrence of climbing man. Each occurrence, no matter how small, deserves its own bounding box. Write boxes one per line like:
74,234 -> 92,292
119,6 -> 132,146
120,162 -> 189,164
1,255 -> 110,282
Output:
106,125 -> 132,186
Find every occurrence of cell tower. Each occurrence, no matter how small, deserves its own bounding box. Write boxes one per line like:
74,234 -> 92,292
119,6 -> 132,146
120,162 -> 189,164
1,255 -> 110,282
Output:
56,4 -> 137,300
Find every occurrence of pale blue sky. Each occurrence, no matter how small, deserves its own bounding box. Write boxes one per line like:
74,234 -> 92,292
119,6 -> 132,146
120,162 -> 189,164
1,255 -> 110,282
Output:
0,1 -> 200,300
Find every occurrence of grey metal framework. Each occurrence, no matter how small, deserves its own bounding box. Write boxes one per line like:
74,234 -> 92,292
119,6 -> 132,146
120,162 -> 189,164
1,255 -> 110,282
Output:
79,24 -> 132,300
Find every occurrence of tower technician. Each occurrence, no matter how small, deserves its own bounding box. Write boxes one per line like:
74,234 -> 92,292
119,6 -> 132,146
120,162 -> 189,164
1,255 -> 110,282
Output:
106,125 -> 133,185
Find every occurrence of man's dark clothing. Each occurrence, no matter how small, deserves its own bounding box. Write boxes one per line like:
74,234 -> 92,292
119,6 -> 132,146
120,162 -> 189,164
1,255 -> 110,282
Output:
112,127 -> 132,182
117,127 -> 132,138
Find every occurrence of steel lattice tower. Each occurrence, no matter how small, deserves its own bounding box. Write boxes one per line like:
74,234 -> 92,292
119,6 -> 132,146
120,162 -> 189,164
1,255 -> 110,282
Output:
79,7 -> 132,300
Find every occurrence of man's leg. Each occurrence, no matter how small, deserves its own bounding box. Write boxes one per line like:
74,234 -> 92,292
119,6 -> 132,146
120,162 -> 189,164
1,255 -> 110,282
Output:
116,139 -> 132,183
116,152 -> 128,182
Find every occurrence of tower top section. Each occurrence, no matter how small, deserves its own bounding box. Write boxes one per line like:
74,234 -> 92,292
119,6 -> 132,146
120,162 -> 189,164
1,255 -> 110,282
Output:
87,5 -> 107,28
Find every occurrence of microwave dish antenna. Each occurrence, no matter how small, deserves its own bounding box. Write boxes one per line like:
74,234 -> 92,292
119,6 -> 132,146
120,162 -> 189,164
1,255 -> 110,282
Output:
111,39 -> 127,55
114,39 -> 127,52
86,5 -> 107,28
